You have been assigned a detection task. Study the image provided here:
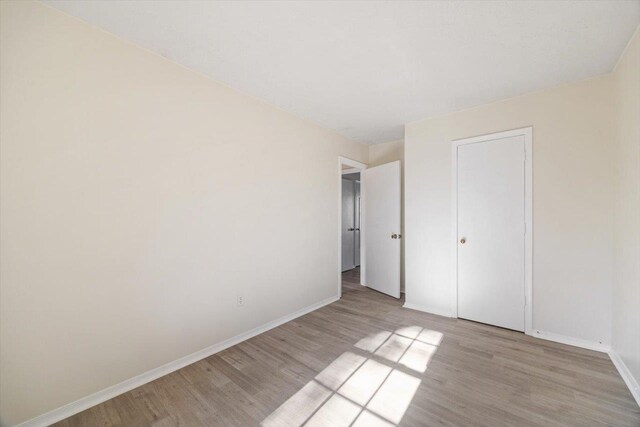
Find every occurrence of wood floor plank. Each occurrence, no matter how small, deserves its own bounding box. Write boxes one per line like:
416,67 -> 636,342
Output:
54,267 -> 640,426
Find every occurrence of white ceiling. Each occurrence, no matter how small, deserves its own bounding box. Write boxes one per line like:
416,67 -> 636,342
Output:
45,1 -> 639,144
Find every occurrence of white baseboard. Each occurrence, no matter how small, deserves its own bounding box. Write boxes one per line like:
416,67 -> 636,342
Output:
609,350 -> 640,407
16,295 -> 340,427
531,330 -> 610,353
402,302 -> 453,318
399,306 -> 611,356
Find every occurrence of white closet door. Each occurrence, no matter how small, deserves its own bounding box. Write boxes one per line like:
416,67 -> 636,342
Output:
341,179 -> 355,272
457,136 -> 525,331
364,161 -> 401,298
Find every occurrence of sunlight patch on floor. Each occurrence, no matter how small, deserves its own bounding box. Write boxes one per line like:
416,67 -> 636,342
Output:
261,326 -> 442,427
352,409 -> 395,427
262,381 -> 332,427
375,334 -> 413,362
338,359 -> 391,405
366,370 -> 421,424
355,331 -> 392,353
416,329 -> 443,346
305,393 -> 362,426
315,352 -> 367,390
398,340 -> 438,373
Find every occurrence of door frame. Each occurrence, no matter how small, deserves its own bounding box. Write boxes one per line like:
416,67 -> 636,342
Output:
451,127 -> 533,335
338,156 -> 367,297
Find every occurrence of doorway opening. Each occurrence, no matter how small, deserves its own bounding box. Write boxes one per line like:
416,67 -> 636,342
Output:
338,157 -> 367,297
342,170 -> 361,291
338,156 -> 402,299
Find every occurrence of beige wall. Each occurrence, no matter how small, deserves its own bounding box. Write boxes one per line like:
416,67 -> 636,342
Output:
368,140 -> 404,168
405,76 -> 615,344
368,140 -> 405,290
612,27 -> 640,394
0,2 -> 368,425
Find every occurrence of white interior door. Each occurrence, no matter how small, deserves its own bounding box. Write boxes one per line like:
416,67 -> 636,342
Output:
457,135 -> 525,331
341,179 -> 355,272
364,161 -> 401,298
354,181 -> 361,266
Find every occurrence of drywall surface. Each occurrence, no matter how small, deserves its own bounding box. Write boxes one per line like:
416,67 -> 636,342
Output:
369,139 -> 404,168
0,2 -> 367,424
404,76 -> 615,345
612,27 -> 640,395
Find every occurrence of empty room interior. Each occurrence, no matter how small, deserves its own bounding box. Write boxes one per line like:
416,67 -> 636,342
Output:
1,1 -> 640,426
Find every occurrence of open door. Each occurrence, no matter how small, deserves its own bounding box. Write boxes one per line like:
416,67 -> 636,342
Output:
363,161 -> 401,298
354,181 -> 361,267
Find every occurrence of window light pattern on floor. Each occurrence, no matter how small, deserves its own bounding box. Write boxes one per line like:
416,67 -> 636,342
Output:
261,327 -> 443,427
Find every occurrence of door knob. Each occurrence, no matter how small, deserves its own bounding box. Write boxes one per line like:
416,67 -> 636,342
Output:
348,228 -> 355,231
460,238 -> 466,244
391,233 -> 398,239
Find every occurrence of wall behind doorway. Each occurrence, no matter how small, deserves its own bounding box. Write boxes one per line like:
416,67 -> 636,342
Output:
341,174 -> 361,272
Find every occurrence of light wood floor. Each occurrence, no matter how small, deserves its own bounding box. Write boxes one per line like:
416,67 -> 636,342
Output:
56,268 -> 639,426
